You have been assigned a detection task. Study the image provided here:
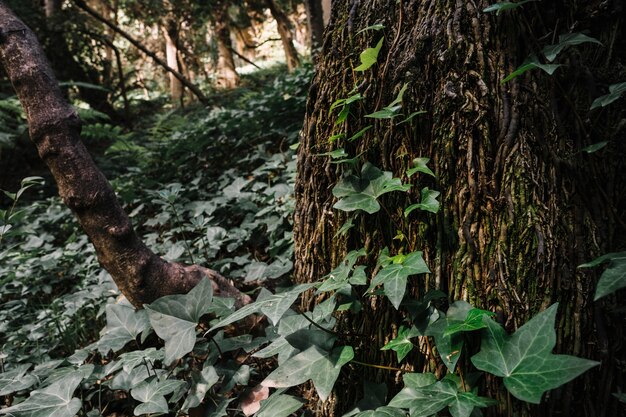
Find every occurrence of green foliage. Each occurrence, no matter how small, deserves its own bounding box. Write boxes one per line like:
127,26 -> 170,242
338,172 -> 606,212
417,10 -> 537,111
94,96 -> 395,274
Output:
590,82 -> 626,109
369,249 -> 430,309
332,162 -> 411,214
471,304 -> 600,403
579,252 -> 626,300
355,37 -> 384,72
483,0 -> 534,15
0,374 -> 82,417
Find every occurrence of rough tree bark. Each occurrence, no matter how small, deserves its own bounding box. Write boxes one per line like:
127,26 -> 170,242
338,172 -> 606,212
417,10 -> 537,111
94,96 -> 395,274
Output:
265,0 -> 300,72
294,0 -> 625,416
0,2 -> 250,308
71,0 -> 208,103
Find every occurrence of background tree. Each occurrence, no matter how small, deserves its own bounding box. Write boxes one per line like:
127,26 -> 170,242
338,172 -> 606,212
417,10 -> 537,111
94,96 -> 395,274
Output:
294,1 -> 625,416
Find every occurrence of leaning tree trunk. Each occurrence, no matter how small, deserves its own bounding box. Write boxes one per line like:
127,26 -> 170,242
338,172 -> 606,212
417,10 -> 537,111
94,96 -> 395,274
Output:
214,1 -> 240,88
265,0 -> 300,71
294,1 -> 625,416
0,3 -> 249,308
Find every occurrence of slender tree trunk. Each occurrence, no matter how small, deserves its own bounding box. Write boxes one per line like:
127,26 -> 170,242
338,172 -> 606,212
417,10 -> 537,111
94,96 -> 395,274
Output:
0,3 -> 250,308
72,0 -> 208,104
163,18 -> 184,104
214,2 -> 240,88
265,0 -> 300,72
294,1 -> 625,416
44,0 -> 62,18
304,0 -> 324,51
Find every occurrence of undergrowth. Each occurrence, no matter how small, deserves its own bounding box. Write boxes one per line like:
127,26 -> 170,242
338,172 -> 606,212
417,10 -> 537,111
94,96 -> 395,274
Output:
0,63 -> 310,416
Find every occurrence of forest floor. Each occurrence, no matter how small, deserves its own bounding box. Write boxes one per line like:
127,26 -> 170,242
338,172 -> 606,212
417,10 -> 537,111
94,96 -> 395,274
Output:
0,63 -> 312,416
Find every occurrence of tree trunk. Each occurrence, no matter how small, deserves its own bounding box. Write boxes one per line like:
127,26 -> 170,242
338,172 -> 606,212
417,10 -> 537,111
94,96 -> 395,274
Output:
214,2 -> 240,88
44,0 -> 62,18
0,3 -> 250,308
265,0 -> 300,72
163,18 -> 184,104
304,0 -> 324,50
294,1 -> 625,416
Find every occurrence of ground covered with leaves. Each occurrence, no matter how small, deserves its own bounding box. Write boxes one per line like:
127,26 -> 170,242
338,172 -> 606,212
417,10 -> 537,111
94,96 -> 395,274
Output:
0,64 -> 312,416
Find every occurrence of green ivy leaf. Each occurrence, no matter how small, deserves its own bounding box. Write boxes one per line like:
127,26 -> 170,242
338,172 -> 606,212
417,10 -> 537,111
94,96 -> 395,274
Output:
590,82 -> 626,109
380,325 -> 419,361
389,377 -> 495,417
131,378 -> 186,416
106,348 -> 164,375
356,24 -> 385,35
97,303 -> 150,354
0,374 -> 82,417
581,141 -> 608,153
318,248 -> 367,293
502,55 -> 561,83
255,391 -> 305,417
365,105 -> 402,119
145,277 -> 213,365
483,0 -> 534,15
406,157 -> 435,178
369,251 -> 430,309
209,284 -> 315,330
578,252 -> 626,300
542,33 -> 602,62
426,301 -> 472,371
0,364 -> 37,396
471,303 -> 600,403
261,345 -> 354,401
444,308 -> 495,337
181,365 -> 219,412
333,163 -> 410,214
348,125 -> 373,141
404,187 -> 440,217
352,407 -> 406,417
355,37 -> 384,71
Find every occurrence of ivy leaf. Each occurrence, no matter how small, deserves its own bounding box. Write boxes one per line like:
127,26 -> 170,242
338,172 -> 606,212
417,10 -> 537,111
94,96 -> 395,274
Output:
425,301 -> 472,371
444,308 -> 495,337
483,0 -> 534,15
578,252 -> 626,300
542,33 -> 602,62
97,303 -> 150,354
0,374 -> 82,417
502,55 -> 560,83
333,163 -> 410,214
590,82 -> 626,109
581,141 -> 608,153
404,187 -> 440,217
389,374 -> 496,417
352,407 -> 406,417
0,364 -> 37,396
365,105 -> 402,119
209,284 -> 315,330
107,348 -> 164,375
381,325 -> 420,361
369,251 -> 430,309
261,345 -> 354,401
471,303 -> 600,403
254,391 -> 305,417
355,37 -> 384,71
318,248 -> 367,293
131,378 -> 187,416
356,24 -> 385,35
406,157 -> 435,178
181,365 -> 219,412
145,277 -> 213,365
348,125 -> 373,142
